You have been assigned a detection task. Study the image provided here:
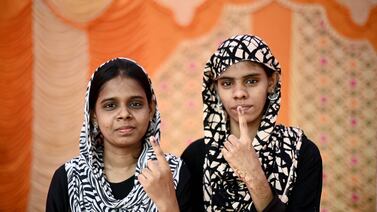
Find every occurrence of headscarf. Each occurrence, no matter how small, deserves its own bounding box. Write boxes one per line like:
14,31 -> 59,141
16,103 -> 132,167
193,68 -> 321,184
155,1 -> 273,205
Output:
65,57 -> 183,211
202,35 -> 303,211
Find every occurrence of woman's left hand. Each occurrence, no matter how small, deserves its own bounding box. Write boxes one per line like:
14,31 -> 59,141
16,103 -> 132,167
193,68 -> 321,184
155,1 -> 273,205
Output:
138,137 -> 179,212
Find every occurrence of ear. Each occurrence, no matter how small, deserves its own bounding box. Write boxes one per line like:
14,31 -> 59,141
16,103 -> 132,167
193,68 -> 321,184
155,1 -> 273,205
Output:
268,72 -> 279,93
148,101 -> 156,120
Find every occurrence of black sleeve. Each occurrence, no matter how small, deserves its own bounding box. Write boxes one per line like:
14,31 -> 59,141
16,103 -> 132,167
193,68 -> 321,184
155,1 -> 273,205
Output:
176,162 -> 194,212
181,139 -> 206,212
285,135 -> 322,212
46,164 -> 70,212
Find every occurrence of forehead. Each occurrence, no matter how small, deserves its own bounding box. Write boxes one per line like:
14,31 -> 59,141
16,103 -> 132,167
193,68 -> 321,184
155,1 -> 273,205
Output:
98,76 -> 146,98
218,61 -> 265,79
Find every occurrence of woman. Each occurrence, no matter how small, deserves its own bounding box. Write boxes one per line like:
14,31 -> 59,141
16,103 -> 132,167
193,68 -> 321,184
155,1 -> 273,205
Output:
46,58 -> 191,211
181,34 -> 322,211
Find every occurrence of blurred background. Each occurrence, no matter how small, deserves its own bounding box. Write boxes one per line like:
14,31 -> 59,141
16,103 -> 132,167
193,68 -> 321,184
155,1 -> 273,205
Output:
0,0 -> 376,211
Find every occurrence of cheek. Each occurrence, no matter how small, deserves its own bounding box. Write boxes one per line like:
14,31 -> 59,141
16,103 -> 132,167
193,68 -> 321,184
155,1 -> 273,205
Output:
94,111 -> 115,130
254,90 -> 268,106
97,116 -> 111,131
136,109 -> 152,127
218,96 -> 232,115
142,114 -> 151,126
219,97 -> 236,121
260,91 -> 268,103
253,93 -> 269,117
217,91 -> 230,107
139,116 -> 151,136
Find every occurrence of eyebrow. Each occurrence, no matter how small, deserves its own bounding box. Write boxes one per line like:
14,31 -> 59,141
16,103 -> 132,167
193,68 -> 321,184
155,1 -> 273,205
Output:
99,95 -> 144,104
216,73 -> 261,80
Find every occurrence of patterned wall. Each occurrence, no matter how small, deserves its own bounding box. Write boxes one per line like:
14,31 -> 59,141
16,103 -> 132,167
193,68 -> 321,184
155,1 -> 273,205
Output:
290,4 -> 377,212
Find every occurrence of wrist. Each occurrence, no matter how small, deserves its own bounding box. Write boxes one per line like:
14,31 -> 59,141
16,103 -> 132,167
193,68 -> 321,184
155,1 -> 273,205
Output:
235,167 -> 268,190
234,166 -> 258,183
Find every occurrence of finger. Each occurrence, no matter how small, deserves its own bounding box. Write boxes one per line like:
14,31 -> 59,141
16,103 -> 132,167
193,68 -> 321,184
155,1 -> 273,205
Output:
221,147 -> 234,165
138,173 -> 153,189
237,106 -> 249,140
223,140 -> 233,152
146,160 -> 159,172
141,167 -> 153,178
221,147 -> 229,159
150,136 -> 167,164
227,135 -> 238,144
138,174 -> 146,184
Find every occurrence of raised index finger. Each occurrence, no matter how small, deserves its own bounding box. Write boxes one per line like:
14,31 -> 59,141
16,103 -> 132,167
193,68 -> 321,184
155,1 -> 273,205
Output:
237,106 -> 249,140
150,136 -> 167,164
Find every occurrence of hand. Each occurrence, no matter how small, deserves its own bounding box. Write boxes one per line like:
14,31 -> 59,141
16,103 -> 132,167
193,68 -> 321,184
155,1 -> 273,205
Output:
138,137 -> 179,212
221,106 -> 273,211
221,106 -> 259,181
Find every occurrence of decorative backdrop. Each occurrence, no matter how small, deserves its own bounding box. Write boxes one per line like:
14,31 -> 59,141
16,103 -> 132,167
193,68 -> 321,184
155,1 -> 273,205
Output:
0,0 -> 376,211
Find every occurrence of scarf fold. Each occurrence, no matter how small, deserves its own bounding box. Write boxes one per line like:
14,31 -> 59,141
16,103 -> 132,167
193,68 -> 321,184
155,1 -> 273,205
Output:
65,57 -> 182,212
202,35 -> 303,211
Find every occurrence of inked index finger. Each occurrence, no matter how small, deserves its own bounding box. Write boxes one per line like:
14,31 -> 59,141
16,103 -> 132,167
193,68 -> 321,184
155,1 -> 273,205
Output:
237,106 -> 249,140
150,136 -> 167,164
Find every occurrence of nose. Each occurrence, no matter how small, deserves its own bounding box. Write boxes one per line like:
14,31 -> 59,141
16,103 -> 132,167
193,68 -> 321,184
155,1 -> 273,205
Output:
232,84 -> 247,99
117,106 -> 132,120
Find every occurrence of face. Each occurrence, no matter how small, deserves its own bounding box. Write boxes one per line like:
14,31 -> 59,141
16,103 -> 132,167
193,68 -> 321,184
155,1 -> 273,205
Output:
215,61 -> 276,133
92,76 -> 153,150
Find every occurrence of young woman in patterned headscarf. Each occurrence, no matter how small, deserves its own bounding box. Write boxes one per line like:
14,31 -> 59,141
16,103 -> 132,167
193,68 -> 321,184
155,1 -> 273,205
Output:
182,34 -> 322,211
46,58 -> 192,211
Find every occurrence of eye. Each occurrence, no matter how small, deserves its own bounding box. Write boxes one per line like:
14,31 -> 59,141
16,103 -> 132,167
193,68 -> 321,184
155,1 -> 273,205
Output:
129,101 -> 143,109
103,102 -> 117,110
245,79 -> 257,86
219,80 -> 232,88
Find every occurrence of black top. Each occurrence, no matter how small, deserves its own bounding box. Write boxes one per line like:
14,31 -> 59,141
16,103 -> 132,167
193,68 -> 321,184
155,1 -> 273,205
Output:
46,163 -> 192,212
109,175 -> 135,199
181,135 -> 322,212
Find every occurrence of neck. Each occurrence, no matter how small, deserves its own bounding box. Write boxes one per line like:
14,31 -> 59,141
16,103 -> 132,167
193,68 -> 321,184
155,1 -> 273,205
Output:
103,143 -> 141,183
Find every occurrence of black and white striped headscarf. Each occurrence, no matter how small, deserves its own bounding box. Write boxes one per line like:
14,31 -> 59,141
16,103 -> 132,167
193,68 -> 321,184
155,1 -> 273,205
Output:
65,57 -> 182,211
202,35 -> 303,211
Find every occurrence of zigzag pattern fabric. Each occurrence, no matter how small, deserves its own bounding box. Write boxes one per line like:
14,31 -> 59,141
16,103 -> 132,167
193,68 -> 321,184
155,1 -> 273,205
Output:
202,35 -> 303,211
65,58 -> 182,211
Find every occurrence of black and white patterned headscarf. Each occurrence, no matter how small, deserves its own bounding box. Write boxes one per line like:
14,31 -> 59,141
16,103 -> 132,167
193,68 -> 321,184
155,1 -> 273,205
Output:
65,57 -> 182,211
202,35 -> 303,211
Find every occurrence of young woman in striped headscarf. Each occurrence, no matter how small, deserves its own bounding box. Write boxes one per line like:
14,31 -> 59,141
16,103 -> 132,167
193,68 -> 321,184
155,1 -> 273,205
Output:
46,58 -> 192,211
182,34 -> 322,211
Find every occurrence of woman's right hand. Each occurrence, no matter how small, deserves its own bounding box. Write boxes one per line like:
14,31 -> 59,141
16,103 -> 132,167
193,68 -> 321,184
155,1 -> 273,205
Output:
138,137 -> 179,212
221,106 -> 273,211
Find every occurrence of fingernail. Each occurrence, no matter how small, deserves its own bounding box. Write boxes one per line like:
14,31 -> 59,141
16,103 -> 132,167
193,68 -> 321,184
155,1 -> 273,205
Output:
237,106 -> 243,114
151,136 -> 157,144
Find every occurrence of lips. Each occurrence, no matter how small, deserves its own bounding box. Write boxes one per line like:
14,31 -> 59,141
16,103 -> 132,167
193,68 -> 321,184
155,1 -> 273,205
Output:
231,105 -> 252,111
116,126 -> 135,135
